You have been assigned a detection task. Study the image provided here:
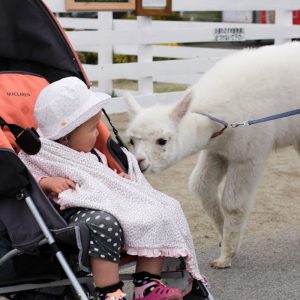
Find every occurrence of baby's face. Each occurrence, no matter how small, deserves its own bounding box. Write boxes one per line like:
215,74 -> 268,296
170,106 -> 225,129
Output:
68,113 -> 101,152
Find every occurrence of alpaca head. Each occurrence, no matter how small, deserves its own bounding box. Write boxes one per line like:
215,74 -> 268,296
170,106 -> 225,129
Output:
124,93 -> 193,173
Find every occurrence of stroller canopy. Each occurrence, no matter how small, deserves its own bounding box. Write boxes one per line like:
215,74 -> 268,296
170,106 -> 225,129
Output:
0,0 -> 88,84
0,0 -> 128,170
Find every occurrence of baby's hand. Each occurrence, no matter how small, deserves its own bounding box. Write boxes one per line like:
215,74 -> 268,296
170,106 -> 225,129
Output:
119,172 -> 131,180
39,177 -> 76,194
114,169 -> 131,180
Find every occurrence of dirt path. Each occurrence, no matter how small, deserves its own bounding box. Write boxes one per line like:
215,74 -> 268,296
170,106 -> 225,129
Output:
109,113 -> 300,299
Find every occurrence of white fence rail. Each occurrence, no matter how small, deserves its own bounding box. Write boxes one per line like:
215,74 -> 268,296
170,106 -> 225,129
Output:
44,0 -> 300,113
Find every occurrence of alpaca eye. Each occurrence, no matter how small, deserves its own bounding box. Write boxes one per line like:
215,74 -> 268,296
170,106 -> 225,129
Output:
156,138 -> 167,146
129,138 -> 134,146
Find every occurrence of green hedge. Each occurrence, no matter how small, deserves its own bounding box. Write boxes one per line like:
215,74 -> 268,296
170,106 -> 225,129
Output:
77,51 -> 179,65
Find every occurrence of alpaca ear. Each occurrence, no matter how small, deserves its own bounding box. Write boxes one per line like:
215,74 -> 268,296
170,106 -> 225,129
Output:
170,93 -> 192,124
123,91 -> 143,119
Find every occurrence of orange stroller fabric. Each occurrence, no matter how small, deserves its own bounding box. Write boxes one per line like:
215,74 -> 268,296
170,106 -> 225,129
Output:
0,129 -> 13,150
0,73 -> 48,150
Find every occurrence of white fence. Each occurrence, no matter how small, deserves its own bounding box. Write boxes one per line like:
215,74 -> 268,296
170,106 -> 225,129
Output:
45,0 -> 300,113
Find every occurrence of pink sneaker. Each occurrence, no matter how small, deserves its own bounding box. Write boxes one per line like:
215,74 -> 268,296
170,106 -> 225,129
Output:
105,289 -> 126,300
133,279 -> 183,300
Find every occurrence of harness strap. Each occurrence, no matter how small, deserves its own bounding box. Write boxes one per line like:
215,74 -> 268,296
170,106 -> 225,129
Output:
196,112 -> 228,138
101,109 -> 128,149
211,126 -> 227,138
0,117 -> 24,138
0,116 -> 41,155
196,112 -> 228,127
196,107 -> 300,138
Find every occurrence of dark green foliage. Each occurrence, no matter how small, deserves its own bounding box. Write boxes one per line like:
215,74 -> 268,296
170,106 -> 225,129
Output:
77,52 -> 98,64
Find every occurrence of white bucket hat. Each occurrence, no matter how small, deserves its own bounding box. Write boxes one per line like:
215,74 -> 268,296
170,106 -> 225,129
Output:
34,77 -> 110,140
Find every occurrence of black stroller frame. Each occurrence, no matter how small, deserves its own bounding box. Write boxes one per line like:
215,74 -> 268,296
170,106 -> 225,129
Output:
0,0 -> 213,299
0,142 -> 91,299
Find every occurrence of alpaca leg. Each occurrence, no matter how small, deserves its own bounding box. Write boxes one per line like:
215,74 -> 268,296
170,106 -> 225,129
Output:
210,159 -> 265,269
189,150 -> 228,241
294,144 -> 300,156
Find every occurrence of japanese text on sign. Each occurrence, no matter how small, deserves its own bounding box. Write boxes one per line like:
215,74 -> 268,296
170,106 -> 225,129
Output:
214,27 -> 245,41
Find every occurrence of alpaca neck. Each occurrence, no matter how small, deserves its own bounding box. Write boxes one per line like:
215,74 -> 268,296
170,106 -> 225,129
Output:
176,113 -> 217,160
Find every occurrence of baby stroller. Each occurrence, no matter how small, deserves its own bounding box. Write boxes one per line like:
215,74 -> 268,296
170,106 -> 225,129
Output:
0,0 -> 214,299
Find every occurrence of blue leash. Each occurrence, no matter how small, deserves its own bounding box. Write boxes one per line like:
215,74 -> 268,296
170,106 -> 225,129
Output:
197,108 -> 300,137
244,108 -> 300,126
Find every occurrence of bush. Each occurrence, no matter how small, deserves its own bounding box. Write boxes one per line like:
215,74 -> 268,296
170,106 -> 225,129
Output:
113,54 -> 137,63
76,52 -> 97,64
77,52 -> 138,64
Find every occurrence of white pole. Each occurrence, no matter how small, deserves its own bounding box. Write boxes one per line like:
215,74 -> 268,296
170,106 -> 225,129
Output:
98,11 -> 113,94
275,9 -> 293,44
137,16 -> 153,94
24,195 -> 89,300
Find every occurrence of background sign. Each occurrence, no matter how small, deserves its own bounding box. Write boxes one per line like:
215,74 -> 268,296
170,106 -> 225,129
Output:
142,0 -> 167,8
214,27 -> 245,41
65,0 -> 135,11
135,0 -> 172,16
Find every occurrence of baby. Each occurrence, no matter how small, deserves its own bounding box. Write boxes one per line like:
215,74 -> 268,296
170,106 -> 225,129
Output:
19,77 -> 206,300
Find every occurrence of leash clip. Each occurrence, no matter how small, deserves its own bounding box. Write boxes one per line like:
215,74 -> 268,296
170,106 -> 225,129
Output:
228,121 -> 249,128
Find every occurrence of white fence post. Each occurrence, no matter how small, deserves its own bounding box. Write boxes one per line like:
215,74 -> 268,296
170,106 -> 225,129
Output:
97,11 -> 113,94
275,10 -> 293,45
137,16 -> 153,94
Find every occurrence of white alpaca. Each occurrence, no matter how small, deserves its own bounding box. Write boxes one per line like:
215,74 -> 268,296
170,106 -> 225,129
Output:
124,42 -> 300,269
